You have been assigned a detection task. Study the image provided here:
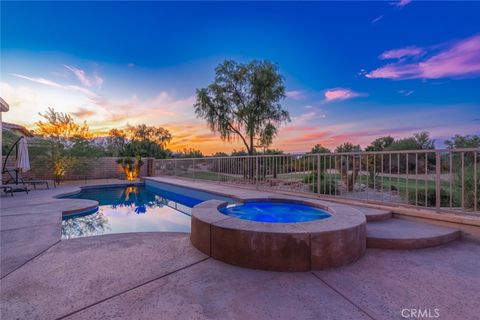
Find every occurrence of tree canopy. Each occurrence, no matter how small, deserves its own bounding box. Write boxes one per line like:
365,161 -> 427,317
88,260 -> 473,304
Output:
176,148 -> 204,158
310,144 -> 331,154
365,136 -> 394,151
363,132 -> 435,152
194,60 -> 290,155
106,125 -> 172,159
35,107 -> 91,144
335,142 -> 361,153
444,134 -> 480,149
388,131 -> 435,150
127,124 -> 172,149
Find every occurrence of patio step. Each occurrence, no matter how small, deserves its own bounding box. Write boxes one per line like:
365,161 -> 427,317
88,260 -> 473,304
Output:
367,218 -> 460,249
354,207 -> 392,222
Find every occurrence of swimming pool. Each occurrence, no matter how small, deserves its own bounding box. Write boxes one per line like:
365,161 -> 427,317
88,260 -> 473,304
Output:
61,183 -> 234,239
219,201 -> 331,223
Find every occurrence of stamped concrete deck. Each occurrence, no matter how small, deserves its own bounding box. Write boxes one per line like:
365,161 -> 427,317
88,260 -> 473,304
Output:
1,178 -> 480,319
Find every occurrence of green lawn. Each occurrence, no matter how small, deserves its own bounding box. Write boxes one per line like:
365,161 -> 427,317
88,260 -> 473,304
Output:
172,169 -> 473,208
177,170 -> 449,194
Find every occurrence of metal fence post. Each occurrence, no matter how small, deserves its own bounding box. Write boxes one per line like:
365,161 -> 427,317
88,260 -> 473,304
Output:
217,158 -> 220,183
435,151 -> 441,211
474,151 -> 477,212
317,154 -> 321,195
193,158 -> 195,180
256,156 -> 259,188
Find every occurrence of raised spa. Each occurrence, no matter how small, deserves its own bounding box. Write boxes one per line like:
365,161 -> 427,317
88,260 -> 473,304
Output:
191,199 -> 367,272
219,201 -> 331,223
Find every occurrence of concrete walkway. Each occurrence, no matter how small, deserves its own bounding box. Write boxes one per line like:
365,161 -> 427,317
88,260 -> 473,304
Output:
1,179 -> 480,319
0,179 -> 137,278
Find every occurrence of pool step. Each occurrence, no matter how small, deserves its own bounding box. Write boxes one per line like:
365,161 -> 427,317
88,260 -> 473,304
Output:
367,218 -> 460,249
354,207 -> 392,222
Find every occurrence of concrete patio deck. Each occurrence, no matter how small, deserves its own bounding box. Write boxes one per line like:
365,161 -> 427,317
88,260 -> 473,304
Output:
1,178 -> 479,319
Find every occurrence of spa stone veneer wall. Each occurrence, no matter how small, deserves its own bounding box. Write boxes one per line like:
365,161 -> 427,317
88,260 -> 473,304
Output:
1,156 -> 155,182
191,199 -> 367,271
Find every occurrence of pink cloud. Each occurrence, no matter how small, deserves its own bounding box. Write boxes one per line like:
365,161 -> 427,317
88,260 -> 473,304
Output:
367,34 -> 480,80
71,107 -> 96,118
390,0 -> 412,8
324,88 -> 365,102
285,90 -> 303,99
65,65 -> 104,87
380,46 -> 424,59
64,65 -> 91,87
94,74 -> 104,86
276,125 -> 422,150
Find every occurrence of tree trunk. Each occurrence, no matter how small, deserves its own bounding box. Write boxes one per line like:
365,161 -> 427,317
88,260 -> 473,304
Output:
249,133 -> 254,156
248,133 -> 255,180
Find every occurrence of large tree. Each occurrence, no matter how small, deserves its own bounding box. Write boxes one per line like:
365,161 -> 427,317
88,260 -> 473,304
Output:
35,107 -> 92,144
388,131 -> 435,150
106,129 -> 127,157
194,60 -> 290,155
335,142 -> 361,153
365,136 -> 394,151
310,144 -> 331,154
127,124 -> 172,149
106,125 -> 172,159
34,108 -> 97,183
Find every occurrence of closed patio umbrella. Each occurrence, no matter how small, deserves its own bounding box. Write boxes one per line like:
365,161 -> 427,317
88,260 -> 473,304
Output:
16,137 -> 30,173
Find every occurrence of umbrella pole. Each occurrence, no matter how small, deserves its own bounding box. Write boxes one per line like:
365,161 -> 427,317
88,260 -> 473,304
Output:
1,136 -> 22,175
15,140 -> 19,184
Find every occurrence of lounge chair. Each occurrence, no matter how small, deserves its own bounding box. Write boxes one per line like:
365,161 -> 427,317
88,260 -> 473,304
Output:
1,183 -> 29,196
0,184 -> 13,196
2,168 -> 56,189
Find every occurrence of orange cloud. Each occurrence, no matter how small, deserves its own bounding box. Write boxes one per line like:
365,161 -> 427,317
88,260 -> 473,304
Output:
71,107 -> 96,118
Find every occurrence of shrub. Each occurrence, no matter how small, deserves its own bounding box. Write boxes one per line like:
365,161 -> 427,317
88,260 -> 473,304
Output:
117,156 -> 144,180
408,188 -> 451,207
406,163 -> 479,210
453,164 -> 480,209
304,172 -> 337,195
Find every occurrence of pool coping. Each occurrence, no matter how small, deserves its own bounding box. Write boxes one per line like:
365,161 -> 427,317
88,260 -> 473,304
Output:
55,181 -> 144,217
144,178 -> 244,202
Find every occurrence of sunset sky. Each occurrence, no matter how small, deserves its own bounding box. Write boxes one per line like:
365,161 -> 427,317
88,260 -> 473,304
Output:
1,1 -> 479,154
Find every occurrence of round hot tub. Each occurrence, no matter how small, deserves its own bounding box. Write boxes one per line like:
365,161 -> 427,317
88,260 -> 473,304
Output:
220,201 -> 331,223
191,198 -> 366,272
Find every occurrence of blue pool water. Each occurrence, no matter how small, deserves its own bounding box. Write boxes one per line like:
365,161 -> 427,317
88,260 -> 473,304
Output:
61,183 -> 234,239
219,201 -> 331,223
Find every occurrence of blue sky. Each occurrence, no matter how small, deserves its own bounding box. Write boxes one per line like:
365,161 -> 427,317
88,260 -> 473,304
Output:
1,1 -> 479,153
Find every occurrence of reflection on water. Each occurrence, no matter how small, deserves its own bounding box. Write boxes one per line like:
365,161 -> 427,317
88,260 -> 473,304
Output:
62,211 -> 110,239
62,186 -> 192,239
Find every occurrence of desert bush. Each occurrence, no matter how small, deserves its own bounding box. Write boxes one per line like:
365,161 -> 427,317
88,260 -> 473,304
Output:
304,172 -> 337,194
452,164 -> 480,209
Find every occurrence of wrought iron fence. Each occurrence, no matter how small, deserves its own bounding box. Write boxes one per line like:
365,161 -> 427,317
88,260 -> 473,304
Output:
154,148 -> 480,213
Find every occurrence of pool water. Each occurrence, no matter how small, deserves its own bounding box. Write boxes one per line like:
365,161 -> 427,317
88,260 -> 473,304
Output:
219,201 -> 331,223
61,184 -> 234,239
